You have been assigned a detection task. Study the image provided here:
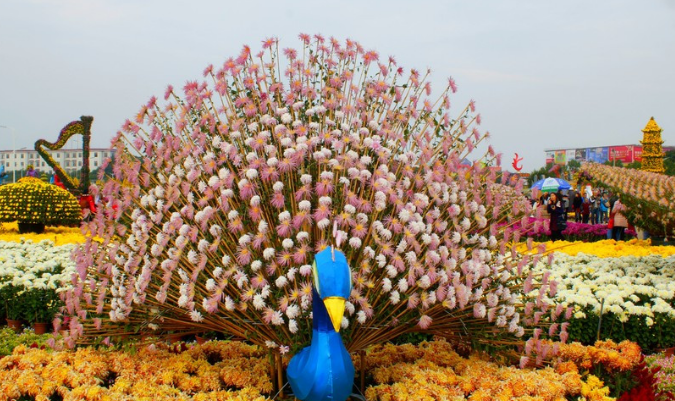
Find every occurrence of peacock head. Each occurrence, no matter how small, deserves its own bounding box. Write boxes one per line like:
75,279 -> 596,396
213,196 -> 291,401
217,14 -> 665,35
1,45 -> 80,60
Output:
312,246 -> 352,332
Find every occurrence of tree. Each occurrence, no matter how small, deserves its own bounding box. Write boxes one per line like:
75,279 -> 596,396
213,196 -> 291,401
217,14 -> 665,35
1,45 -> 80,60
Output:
664,150 -> 675,176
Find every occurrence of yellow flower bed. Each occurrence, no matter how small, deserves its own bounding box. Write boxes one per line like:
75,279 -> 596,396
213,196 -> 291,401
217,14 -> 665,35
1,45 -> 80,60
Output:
0,341 -> 271,401
520,239 -> 675,258
0,222 -> 86,245
0,338 -> 641,401
361,340 -> 623,401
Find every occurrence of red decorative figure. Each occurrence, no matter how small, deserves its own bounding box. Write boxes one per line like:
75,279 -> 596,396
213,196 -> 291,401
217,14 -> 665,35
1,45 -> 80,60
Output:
512,153 -> 523,171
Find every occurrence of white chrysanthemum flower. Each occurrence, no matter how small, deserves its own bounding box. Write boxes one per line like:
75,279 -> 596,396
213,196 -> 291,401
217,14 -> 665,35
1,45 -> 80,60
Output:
299,200 -> 311,211
225,296 -> 235,311
279,211 -> 291,221
382,278 -> 392,292
253,294 -> 265,310
238,234 -> 251,246
299,264 -> 312,276
319,196 -> 332,206
276,276 -> 288,288
317,218 -> 331,230
227,210 -> 239,220
187,250 -> 199,265
389,290 -> 401,305
286,304 -> 300,319
250,195 -> 261,206
282,238 -> 294,249
251,260 -> 262,272
344,204 -> 356,214
297,231 -> 309,242
349,237 -> 362,249
356,311 -> 366,324
341,316 -> 349,329
398,279 -> 409,292
417,275 -> 431,289
289,319 -> 298,333
263,248 -> 275,260
222,255 -> 231,266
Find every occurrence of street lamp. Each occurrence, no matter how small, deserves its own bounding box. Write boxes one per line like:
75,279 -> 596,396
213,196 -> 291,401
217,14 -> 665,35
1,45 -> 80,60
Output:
0,125 -> 16,182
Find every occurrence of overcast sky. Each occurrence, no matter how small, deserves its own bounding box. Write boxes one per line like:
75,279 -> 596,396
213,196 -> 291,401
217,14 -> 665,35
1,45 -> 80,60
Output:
1,0 -> 673,172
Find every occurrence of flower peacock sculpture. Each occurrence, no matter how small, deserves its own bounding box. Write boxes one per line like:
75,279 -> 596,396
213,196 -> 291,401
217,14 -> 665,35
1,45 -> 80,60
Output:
59,35 -> 570,399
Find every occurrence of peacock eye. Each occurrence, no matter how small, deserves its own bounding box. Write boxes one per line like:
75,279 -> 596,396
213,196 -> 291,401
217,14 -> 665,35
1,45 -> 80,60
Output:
312,260 -> 320,296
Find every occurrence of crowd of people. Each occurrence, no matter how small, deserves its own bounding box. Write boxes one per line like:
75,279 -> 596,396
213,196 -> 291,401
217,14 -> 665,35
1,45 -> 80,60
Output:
532,187 -> 630,242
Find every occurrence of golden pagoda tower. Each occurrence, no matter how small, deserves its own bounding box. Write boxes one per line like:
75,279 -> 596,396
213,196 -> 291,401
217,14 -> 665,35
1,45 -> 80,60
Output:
640,117 -> 665,174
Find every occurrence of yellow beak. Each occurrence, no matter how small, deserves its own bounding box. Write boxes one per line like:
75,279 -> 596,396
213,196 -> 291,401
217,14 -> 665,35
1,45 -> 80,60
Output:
323,297 -> 346,332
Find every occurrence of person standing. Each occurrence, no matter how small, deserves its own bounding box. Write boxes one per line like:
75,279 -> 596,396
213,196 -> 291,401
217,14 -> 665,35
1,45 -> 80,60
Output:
599,193 -> 610,224
573,192 -> 583,223
581,197 -> 591,224
547,192 -> 566,241
611,198 -> 628,241
589,192 -> 598,224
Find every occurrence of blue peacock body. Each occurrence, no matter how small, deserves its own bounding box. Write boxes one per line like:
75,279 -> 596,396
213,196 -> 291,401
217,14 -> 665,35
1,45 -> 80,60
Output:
287,247 -> 355,401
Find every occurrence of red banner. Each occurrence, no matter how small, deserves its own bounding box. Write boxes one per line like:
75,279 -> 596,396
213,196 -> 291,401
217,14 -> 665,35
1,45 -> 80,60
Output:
609,146 -> 642,163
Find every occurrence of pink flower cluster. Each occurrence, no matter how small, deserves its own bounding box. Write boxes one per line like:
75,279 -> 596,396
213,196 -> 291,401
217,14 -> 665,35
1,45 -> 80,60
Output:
59,34 -> 566,353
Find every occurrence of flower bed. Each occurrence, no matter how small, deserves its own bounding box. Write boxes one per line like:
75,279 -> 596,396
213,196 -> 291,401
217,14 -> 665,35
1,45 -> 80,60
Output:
0,327 -> 52,357
0,337 -> 660,401
536,239 -> 675,258
0,341 -> 271,401
362,339 -> 650,400
527,252 -> 675,351
0,240 -> 76,325
646,353 -> 675,395
0,222 -> 86,246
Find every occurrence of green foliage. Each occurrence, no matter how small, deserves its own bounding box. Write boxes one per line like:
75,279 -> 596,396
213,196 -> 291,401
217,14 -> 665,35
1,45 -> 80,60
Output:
604,159 -> 624,167
625,161 -> 642,170
1,285 -> 23,320
20,287 -> 61,323
567,308 -> 675,354
665,149 -> 675,176
567,159 -> 581,170
527,163 -> 554,187
390,331 -> 434,345
0,327 -> 52,356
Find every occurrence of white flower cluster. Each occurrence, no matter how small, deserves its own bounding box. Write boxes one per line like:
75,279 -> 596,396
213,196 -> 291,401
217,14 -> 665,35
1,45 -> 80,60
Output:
0,240 -> 77,292
528,252 -> 675,322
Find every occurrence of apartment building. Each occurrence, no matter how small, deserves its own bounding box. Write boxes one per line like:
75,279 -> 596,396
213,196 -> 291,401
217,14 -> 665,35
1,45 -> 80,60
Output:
0,148 -> 115,175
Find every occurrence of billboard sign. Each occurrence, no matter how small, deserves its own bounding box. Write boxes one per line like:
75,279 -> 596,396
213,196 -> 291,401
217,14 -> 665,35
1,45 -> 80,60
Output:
566,149 -> 576,163
546,151 -> 555,164
609,146 -> 635,163
554,150 -> 566,165
587,147 -> 609,163
575,149 -> 587,161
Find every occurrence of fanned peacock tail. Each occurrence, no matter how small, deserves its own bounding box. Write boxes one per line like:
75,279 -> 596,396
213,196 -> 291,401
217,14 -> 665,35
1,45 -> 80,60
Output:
62,34 -> 568,360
